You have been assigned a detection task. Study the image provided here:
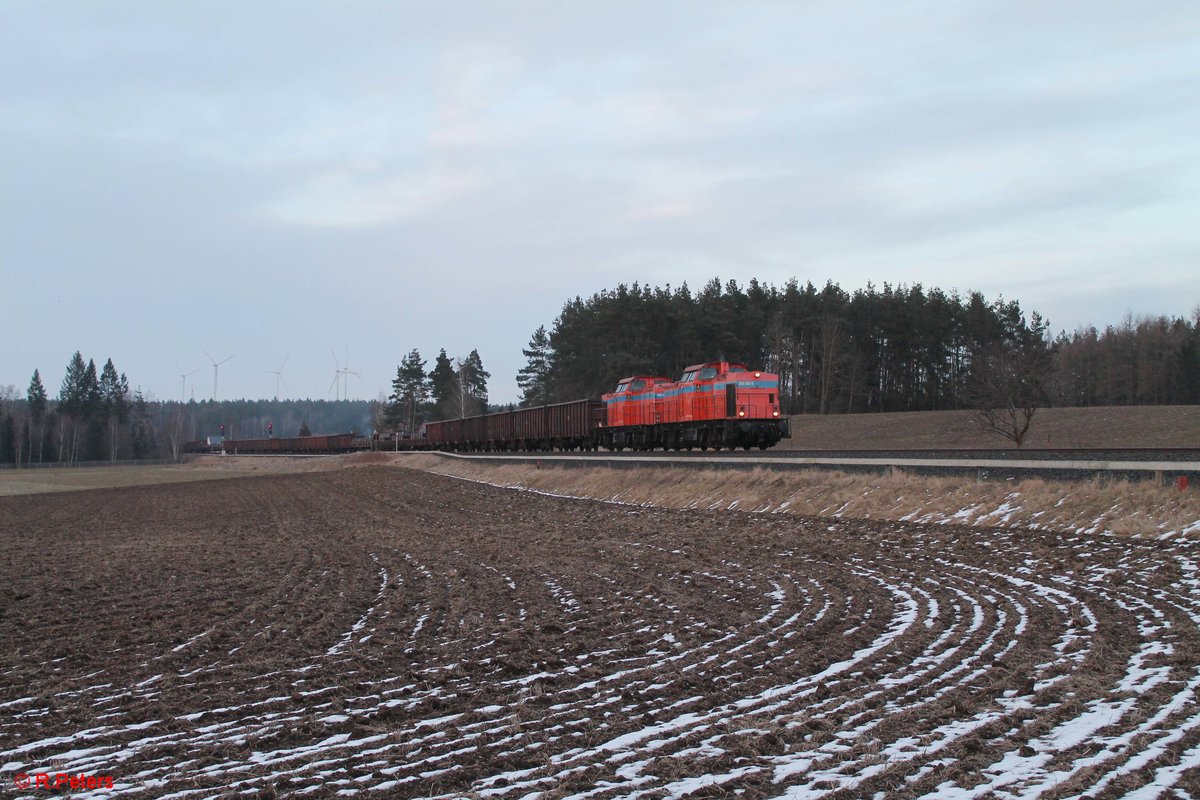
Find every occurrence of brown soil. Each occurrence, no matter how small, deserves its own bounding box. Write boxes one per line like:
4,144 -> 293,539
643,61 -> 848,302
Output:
781,405 -> 1200,449
0,456 -> 341,497
3,468 -> 1200,798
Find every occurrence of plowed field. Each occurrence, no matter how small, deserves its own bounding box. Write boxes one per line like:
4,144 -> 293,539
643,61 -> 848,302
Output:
3,467 -> 1200,799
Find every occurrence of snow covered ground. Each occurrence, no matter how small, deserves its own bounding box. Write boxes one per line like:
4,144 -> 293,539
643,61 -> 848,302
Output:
3,467 -> 1200,798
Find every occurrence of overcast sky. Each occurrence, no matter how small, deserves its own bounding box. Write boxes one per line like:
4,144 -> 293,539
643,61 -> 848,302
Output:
3,2 -> 1198,405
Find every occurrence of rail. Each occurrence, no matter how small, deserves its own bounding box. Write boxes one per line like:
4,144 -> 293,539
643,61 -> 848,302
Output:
416,451 -> 1200,482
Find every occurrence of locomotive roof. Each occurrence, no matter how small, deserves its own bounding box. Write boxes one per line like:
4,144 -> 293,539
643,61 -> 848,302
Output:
681,361 -> 749,372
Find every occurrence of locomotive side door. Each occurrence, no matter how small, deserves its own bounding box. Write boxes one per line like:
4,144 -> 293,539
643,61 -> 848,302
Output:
725,383 -> 737,418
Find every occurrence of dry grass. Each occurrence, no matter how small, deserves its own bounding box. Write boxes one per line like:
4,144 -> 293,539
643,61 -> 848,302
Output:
0,465 -> 235,496
0,455 -> 344,497
399,454 -> 1200,539
781,405 -> 1200,449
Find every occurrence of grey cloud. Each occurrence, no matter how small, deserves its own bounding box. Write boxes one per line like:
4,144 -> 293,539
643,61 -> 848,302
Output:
3,1 -> 1197,403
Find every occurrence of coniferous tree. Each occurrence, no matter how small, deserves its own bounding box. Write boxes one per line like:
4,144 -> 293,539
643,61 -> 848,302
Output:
55,354 -> 107,462
0,385 -> 21,465
18,419 -> 29,466
517,326 -> 553,407
428,349 -> 458,419
58,352 -> 87,462
384,368 -> 405,431
83,359 -> 100,407
130,389 -> 155,458
385,349 -> 430,434
463,349 -> 490,410
0,412 -> 14,466
27,369 -> 47,463
81,358 -> 103,461
99,359 -> 130,462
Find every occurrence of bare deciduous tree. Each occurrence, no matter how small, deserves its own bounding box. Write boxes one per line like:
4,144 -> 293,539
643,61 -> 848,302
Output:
967,318 -> 1051,447
166,408 -> 185,461
816,315 -> 841,415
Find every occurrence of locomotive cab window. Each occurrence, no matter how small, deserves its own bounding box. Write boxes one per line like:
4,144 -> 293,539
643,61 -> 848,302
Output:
630,379 -> 646,391
680,370 -> 697,382
699,367 -> 718,380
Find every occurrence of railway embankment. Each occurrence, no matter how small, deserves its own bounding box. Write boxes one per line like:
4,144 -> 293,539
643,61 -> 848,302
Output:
779,405 -> 1200,449
396,452 -> 1200,539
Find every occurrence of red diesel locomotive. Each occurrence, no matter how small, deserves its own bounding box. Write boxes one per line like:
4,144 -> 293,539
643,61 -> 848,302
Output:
599,360 -> 788,451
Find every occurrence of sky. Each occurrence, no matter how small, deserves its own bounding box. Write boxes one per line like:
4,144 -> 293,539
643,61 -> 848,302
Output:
3,1 -> 1198,405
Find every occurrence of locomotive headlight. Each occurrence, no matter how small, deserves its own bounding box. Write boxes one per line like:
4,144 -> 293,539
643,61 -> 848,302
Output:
773,411 -> 779,417
738,410 -> 746,417
754,371 -> 761,377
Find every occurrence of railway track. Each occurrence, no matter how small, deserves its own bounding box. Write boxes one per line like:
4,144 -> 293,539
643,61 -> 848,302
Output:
776,447 -> 1200,462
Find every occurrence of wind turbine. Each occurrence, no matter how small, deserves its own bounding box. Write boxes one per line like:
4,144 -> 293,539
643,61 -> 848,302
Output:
204,350 -> 234,400
341,348 -> 362,400
266,355 -> 290,400
329,349 -> 343,400
175,363 -> 200,403
329,347 -> 361,400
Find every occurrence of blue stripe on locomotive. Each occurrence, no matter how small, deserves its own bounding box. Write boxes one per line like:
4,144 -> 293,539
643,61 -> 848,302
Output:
605,380 -> 777,405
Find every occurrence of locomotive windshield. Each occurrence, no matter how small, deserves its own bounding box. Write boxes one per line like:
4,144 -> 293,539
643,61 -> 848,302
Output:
631,379 -> 646,391
699,367 -> 718,380
680,370 -> 697,382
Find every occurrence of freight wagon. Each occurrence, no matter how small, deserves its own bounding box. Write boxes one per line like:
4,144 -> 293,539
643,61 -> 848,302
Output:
425,399 -> 604,452
219,433 -> 360,454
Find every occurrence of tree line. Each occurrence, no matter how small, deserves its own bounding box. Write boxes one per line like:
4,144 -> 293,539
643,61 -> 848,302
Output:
0,345 -> 492,465
510,277 -> 1199,413
0,350 -> 381,466
0,353 -> 155,466
1051,315 -> 1200,407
